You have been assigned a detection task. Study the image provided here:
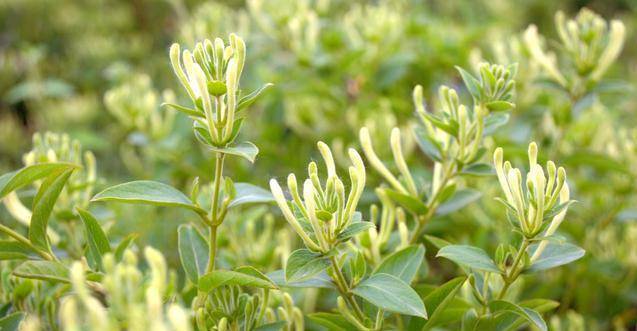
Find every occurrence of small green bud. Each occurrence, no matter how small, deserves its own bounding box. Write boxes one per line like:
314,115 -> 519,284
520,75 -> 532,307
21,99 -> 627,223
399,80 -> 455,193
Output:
207,80 -> 227,96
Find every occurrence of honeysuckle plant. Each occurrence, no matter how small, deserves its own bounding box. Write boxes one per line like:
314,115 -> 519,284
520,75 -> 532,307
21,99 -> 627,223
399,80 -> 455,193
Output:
436,142 -> 582,330
1,5 -> 633,331
360,62 -> 516,245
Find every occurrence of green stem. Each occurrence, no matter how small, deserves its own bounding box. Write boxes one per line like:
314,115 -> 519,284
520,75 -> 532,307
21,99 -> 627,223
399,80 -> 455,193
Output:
329,256 -> 366,324
0,223 -> 54,261
207,153 -> 225,273
409,164 -> 456,244
497,238 -> 530,300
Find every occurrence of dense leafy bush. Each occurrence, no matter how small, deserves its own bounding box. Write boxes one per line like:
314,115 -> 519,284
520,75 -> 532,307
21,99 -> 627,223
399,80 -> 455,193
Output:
1,1 -> 636,330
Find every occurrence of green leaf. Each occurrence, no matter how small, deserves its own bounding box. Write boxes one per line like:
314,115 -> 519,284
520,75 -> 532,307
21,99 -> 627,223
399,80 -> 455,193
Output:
483,113 -> 510,136
229,183 -> 274,208
422,277 -> 467,330
456,66 -> 482,100
337,221 -> 375,241
0,241 -> 35,260
237,83 -> 273,112
0,163 -> 79,199
285,249 -> 331,282
485,101 -> 515,112
29,168 -> 74,252
209,141 -> 259,163
0,312 -> 25,331
424,235 -> 451,249
353,273 -> 427,318
178,225 -> 209,283
253,321 -> 286,331
308,313 -> 358,331
461,163 -> 494,176
437,245 -> 500,273
436,189 -> 482,216
198,269 -> 277,292
234,266 -> 274,284
92,180 -> 205,214
385,189 -> 428,215
161,102 -> 203,118
527,242 -> 585,272
488,300 -> 547,331
77,208 -> 111,270
374,245 -> 425,284
12,261 -> 70,283
499,299 -> 559,331
414,127 -> 443,162
114,234 -> 138,261
267,269 -> 335,289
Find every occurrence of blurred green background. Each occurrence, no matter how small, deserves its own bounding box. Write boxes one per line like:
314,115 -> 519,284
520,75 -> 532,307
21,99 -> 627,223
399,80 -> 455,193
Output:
1,0 -> 636,329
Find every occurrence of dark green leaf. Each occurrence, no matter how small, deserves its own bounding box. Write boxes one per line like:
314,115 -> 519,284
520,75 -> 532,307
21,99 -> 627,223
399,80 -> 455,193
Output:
436,189 -> 482,216
198,269 -> 277,292
374,245 -> 425,283
161,102 -> 203,118
237,83 -> 273,112
308,313 -> 358,331
0,163 -> 79,199
285,249 -> 330,282
527,242 -> 585,272
456,66 -> 482,100
337,221 -> 375,241
488,300 -> 547,331
483,113 -> 510,136
414,127 -> 443,162
178,225 -> 209,283
0,241 -> 34,260
13,261 -> 70,283
461,163 -> 494,176
353,273 -> 427,318
29,168 -> 74,252
209,141 -> 259,163
0,312 -> 25,331
229,183 -> 274,208
77,208 -> 111,270
92,180 -> 205,214
385,189 -> 428,215
267,269 -> 335,289
437,245 -> 500,273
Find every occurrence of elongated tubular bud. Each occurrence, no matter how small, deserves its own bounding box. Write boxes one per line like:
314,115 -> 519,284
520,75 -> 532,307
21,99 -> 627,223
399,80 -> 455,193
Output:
334,178 -> 345,228
528,142 -> 538,168
192,64 -> 216,140
168,305 -> 192,331
532,184 -> 570,262
270,179 -> 321,251
508,168 -> 528,230
391,128 -> 417,196
287,174 -> 309,220
359,127 -> 407,194
591,20 -> 625,81
317,141 -> 337,178
524,25 -> 568,87
494,148 -> 515,204
169,44 -> 196,100
303,180 -> 329,251
531,164 -> 546,230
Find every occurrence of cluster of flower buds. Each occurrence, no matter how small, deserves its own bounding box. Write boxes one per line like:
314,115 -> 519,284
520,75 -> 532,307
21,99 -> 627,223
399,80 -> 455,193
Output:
169,34 -> 271,148
524,8 -> 625,89
494,142 -> 571,241
59,248 -> 189,331
270,142 -> 366,253
3,133 -> 96,233
104,73 -> 176,141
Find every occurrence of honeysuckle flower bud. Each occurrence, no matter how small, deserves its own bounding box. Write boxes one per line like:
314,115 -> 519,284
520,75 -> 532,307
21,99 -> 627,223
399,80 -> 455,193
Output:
524,25 -> 567,87
360,127 -> 408,194
270,142 -> 366,253
494,142 -> 571,237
